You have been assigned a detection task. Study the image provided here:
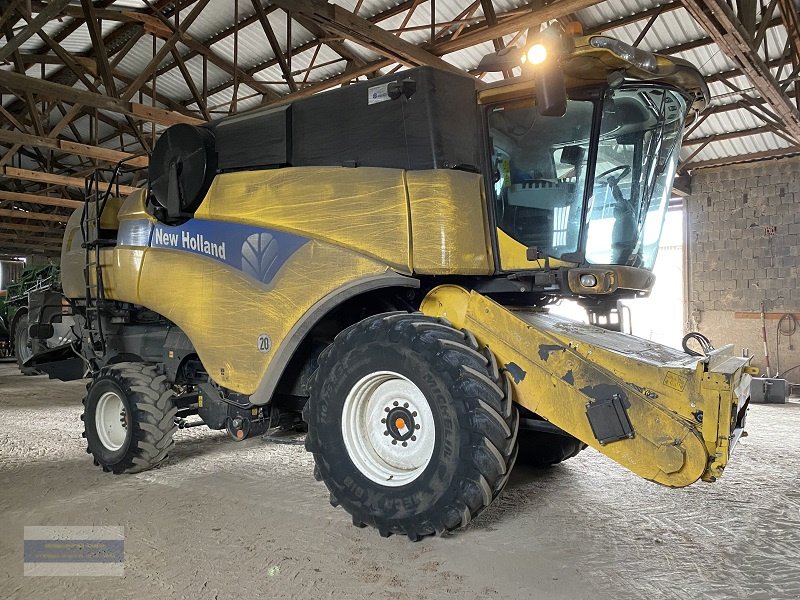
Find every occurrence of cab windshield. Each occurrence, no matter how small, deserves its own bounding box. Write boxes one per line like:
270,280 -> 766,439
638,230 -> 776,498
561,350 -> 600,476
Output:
489,85 -> 687,270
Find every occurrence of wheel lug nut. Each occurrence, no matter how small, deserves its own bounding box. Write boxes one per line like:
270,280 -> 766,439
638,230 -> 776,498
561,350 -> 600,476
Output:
393,401 -> 399,406
412,411 -> 417,417
411,436 -> 416,441
384,407 -> 390,413
402,442 -> 408,447
392,439 -> 397,445
381,418 -> 386,423
403,403 -> 409,408
384,431 -> 389,436
415,424 -> 421,430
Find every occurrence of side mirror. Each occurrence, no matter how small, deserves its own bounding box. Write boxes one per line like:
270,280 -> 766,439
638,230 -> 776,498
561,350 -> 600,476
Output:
477,47 -> 521,72
534,64 -> 567,117
523,28 -> 569,117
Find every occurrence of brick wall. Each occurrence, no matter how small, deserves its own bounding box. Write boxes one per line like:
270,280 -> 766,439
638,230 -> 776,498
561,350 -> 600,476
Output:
687,156 -> 800,380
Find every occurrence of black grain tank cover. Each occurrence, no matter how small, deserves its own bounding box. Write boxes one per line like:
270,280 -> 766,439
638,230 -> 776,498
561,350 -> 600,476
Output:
148,67 -> 481,222
149,123 -> 216,220
208,66 -> 482,172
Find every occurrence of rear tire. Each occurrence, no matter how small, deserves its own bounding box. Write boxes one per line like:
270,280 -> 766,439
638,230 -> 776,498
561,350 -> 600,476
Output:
305,313 -> 518,540
82,362 -> 177,474
13,312 -> 40,376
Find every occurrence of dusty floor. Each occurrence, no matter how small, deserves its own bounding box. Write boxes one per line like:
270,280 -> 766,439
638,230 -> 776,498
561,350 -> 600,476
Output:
0,361 -> 798,600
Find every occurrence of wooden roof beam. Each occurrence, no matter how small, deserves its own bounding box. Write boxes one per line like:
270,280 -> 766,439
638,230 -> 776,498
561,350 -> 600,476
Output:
683,124 -> 773,146
0,232 -> 64,243
274,0 -> 464,75
0,0 -> 71,62
585,2 -> 683,34
144,5 -> 282,102
0,240 -> 62,254
2,166 -> 139,196
251,0 -> 298,92
681,0 -> 800,140
119,0 -> 211,102
0,69 -> 203,126
0,221 -> 65,234
0,129 -> 148,167
0,189 -> 82,209
687,146 -> 800,170
0,208 -> 69,223
428,0 -> 601,55
174,0 -> 429,103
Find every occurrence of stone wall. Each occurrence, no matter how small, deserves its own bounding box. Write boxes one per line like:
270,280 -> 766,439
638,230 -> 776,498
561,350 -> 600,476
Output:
687,156 -> 800,380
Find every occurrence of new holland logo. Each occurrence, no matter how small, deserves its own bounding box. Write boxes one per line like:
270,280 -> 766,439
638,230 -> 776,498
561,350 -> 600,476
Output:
147,220 -> 308,285
241,233 -> 278,281
154,227 -> 226,259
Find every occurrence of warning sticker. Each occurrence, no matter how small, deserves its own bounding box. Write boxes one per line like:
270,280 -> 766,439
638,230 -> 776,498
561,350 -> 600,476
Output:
664,371 -> 687,392
367,83 -> 391,105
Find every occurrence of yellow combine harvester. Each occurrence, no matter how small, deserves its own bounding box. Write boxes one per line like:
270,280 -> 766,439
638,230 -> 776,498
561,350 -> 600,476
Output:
29,29 -> 751,540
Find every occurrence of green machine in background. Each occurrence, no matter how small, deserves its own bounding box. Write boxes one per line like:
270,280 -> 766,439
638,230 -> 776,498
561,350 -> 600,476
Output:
3,264 -> 63,374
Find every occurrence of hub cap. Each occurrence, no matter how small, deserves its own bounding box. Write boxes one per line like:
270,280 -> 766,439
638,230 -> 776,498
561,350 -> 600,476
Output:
342,371 -> 435,487
95,390 -> 128,451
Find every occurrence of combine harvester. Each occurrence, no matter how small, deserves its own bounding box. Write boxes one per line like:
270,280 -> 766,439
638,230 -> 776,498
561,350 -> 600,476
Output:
28,28 -> 752,540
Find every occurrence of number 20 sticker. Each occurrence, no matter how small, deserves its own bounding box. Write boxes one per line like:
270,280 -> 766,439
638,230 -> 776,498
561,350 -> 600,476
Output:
257,334 -> 272,353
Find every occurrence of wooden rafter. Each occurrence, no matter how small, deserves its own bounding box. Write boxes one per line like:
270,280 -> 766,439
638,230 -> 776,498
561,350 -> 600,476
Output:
0,69 -> 203,126
0,0 -> 71,62
0,129 -> 148,167
0,208 -> 69,223
688,146 -> 800,170
0,221 -> 65,234
2,166 -> 139,196
681,0 -> 800,141
81,0 -> 118,97
120,0 -> 211,102
0,189 -> 82,209
251,0 -> 297,92
273,0 -> 463,75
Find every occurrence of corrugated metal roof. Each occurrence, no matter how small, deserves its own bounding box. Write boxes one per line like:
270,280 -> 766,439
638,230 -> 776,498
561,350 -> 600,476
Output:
0,0 -> 795,169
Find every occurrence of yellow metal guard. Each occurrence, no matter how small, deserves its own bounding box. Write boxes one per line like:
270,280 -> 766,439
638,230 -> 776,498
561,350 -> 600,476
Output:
420,285 -> 751,487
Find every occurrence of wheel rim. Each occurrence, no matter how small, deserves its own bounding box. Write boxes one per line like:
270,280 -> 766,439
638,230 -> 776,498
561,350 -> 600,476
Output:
342,371 -> 435,487
95,390 -> 129,451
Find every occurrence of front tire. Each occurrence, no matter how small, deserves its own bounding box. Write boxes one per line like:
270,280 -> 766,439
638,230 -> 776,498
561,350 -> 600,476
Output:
82,362 -> 177,474
13,312 -> 40,375
517,429 -> 586,468
305,313 -> 519,540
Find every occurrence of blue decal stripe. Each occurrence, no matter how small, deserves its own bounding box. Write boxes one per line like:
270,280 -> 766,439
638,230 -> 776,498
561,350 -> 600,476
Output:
140,218 -> 309,285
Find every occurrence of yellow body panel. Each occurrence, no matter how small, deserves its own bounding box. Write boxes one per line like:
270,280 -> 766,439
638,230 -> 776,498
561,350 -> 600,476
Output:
99,196 -> 124,230
421,285 -> 749,486
496,228 -> 576,270
101,190 -> 154,304
117,188 -> 151,219
76,168 -> 510,395
407,170 -> 492,274
102,248 -> 145,304
137,242 -> 390,395
194,167 -> 413,274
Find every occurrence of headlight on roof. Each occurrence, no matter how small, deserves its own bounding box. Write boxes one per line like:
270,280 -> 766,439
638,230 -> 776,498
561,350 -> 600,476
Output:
590,36 -> 658,73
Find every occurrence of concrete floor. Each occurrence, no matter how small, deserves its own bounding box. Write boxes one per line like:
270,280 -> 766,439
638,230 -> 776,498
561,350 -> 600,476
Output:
1,361 -> 798,600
